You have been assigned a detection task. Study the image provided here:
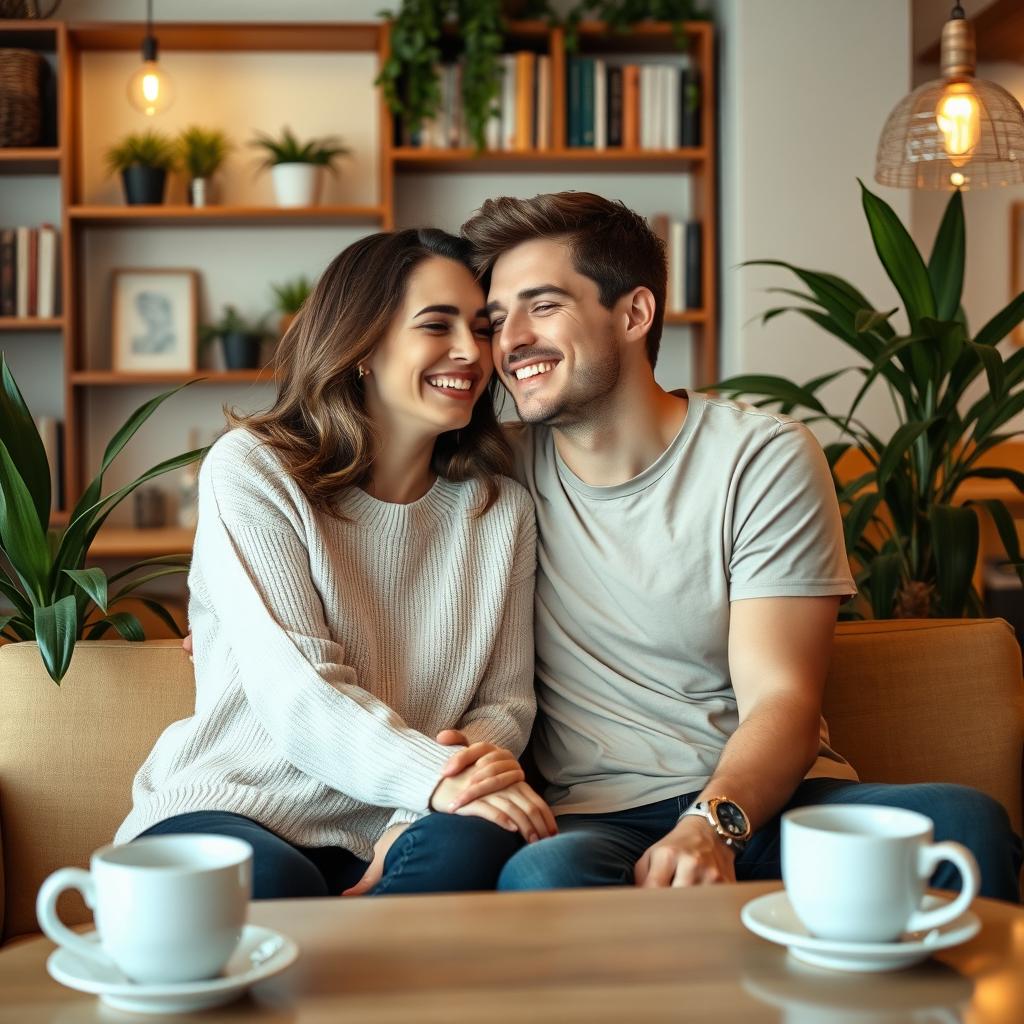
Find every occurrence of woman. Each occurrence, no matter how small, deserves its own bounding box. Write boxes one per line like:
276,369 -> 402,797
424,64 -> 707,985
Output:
115,229 -> 556,898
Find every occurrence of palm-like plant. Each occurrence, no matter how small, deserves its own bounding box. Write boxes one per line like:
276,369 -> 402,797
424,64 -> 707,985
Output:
104,130 -> 178,174
176,125 -> 232,179
270,276 -> 313,316
713,180 -> 1024,619
0,356 -> 208,683
249,127 -> 349,173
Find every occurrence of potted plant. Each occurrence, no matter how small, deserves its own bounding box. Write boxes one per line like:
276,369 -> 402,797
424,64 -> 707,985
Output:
249,127 -> 350,207
176,125 -> 232,207
713,180 -> 1024,620
0,354 -> 204,684
200,305 -> 273,370
270,275 -> 313,336
105,129 -> 178,205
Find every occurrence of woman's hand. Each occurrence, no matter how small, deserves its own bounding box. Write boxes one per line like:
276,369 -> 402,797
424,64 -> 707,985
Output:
454,781 -> 558,843
430,744 -> 525,814
341,823 -> 410,897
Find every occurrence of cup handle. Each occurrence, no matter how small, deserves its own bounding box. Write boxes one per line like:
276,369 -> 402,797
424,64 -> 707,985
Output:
906,841 -> 981,934
36,867 -> 116,969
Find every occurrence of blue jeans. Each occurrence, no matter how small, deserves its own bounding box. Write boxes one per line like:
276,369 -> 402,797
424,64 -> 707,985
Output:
138,810 -> 524,899
497,778 -> 1023,902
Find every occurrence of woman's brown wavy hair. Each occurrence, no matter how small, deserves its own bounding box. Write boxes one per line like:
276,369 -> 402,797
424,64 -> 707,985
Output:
226,229 -> 511,517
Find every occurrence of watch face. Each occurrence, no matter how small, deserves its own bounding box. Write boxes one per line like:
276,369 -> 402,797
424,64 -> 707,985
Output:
715,801 -> 748,836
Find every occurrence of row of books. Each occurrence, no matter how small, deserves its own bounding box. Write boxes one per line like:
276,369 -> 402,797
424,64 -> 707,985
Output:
569,59 -> 701,150
650,214 -> 702,312
0,225 -> 60,319
398,53 -> 701,152
34,415 -> 65,513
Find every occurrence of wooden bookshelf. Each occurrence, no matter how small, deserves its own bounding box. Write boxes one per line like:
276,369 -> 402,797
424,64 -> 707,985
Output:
71,370 -> 277,386
89,526 -> 196,559
0,147 -> 62,174
0,316 -> 64,330
68,204 -> 388,227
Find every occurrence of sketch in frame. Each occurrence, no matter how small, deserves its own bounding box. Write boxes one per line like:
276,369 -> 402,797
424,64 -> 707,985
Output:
111,269 -> 199,373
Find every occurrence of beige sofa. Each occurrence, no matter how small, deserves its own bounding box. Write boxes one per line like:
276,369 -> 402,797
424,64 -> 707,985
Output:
1,618 -> 1022,946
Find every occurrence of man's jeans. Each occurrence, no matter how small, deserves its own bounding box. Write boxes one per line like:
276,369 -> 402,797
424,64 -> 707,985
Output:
140,810 -> 524,899
497,778 -> 1023,902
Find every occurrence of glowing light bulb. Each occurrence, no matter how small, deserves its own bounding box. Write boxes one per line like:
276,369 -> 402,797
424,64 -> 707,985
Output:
935,83 -> 981,166
127,58 -> 174,116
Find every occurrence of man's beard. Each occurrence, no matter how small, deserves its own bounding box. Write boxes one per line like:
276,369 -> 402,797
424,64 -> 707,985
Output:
512,339 -> 621,428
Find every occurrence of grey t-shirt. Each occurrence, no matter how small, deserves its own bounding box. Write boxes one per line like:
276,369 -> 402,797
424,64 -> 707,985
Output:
509,390 -> 859,816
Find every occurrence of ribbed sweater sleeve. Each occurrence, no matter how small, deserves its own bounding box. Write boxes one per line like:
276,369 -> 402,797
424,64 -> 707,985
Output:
199,444 -> 455,813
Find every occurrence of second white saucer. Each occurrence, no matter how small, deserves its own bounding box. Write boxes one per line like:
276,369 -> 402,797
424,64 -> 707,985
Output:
741,889 -> 980,972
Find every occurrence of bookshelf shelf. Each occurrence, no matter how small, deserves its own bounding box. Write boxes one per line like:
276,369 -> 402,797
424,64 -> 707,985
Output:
0,148 -> 62,175
390,147 -> 706,172
68,205 -> 387,227
71,370 -> 277,386
89,526 -> 196,560
664,310 -> 707,325
0,316 -> 64,331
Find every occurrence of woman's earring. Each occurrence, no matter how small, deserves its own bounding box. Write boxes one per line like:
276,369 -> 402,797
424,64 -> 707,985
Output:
357,365 -> 368,379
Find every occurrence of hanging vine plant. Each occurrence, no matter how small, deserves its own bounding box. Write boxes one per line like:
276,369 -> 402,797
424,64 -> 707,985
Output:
376,0 -> 710,152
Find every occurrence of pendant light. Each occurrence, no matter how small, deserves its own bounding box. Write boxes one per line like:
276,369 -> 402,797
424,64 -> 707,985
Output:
875,3 -> 1024,190
127,0 -> 174,116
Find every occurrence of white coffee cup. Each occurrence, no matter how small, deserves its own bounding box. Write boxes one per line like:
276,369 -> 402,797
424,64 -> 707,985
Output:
36,834 -> 252,984
782,804 -> 980,944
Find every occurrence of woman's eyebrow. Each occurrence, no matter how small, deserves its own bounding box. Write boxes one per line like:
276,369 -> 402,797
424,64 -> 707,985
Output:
413,304 -> 459,317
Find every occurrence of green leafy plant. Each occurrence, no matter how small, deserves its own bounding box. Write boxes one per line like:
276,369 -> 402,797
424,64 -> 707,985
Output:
270,276 -> 313,316
104,130 -> 178,174
176,125 -> 233,179
712,180 -> 1024,620
0,355 -> 206,683
199,305 -> 273,346
249,127 -> 350,172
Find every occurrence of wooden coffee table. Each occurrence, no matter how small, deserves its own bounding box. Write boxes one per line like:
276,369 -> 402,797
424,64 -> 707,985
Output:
2,881 -> 1022,1022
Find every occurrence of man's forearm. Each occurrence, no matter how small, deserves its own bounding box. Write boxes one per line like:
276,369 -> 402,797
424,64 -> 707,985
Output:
692,693 -> 822,832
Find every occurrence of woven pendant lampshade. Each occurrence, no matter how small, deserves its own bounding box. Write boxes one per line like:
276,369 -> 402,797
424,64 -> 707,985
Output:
876,3 -> 1024,190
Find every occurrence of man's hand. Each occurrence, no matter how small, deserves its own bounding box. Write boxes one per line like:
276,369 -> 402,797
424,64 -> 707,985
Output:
634,816 -> 737,888
341,823 -> 410,897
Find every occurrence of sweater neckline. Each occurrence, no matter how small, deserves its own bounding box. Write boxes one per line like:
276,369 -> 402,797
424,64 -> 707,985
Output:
335,474 -> 463,528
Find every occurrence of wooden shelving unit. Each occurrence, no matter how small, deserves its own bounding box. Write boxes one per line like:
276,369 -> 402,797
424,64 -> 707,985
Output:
3,17 -> 719,557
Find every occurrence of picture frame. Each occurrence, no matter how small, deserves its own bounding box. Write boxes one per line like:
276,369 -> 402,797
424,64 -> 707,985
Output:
111,269 -> 199,373
1011,202 -> 1024,347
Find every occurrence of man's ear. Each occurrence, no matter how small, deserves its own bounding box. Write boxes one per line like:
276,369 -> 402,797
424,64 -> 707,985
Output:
622,286 -> 656,348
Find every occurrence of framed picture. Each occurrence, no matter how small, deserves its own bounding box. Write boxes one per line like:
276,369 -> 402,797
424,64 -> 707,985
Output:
111,269 -> 199,373
1011,203 -> 1024,346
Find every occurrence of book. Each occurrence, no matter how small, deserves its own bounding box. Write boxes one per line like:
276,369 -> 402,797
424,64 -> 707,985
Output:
664,66 -> 680,150
640,66 -> 655,149
536,54 -> 551,150
38,225 -> 58,318
568,58 -> 582,147
515,51 -> 536,151
15,227 -> 30,319
27,227 -> 38,317
669,219 -> 685,312
607,65 -> 623,148
681,63 -> 701,148
579,58 -> 595,147
593,58 -> 607,151
501,54 -> 518,151
622,64 -> 640,150
0,229 -> 14,317
685,221 -> 703,309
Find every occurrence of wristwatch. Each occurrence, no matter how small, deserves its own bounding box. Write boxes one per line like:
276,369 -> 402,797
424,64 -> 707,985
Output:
679,796 -> 752,852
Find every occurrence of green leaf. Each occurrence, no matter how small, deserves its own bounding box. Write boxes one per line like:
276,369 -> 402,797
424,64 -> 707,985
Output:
876,420 -> 933,489
127,597 -> 185,639
859,179 -> 936,326
957,467 -> 1024,496
109,565 -> 189,602
33,595 -> 78,684
973,289 -> 1024,350
928,189 -> 965,322
61,567 -> 108,613
965,340 -> 1005,401
107,553 -> 191,584
0,566 -> 32,618
854,308 -> 898,334
0,355 -> 50,530
0,438 -> 50,604
86,611 -> 145,642
711,375 -> 825,413
843,492 -> 882,553
867,552 -> 902,619
970,499 -> 1024,589
929,504 -> 979,616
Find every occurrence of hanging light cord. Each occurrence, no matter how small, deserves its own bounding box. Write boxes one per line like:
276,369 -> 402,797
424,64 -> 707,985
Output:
951,3 -> 965,19
147,0 -> 153,37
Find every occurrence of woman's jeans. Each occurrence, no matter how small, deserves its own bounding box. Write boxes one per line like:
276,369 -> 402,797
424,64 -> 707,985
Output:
138,810 -> 524,899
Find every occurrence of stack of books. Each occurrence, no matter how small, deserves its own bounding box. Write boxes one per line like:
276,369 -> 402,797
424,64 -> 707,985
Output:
568,58 -> 701,151
398,52 -> 554,151
649,213 -> 702,312
0,224 -> 60,319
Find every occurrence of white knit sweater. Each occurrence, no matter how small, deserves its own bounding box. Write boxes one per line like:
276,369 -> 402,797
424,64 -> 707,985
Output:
115,428 -> 537,859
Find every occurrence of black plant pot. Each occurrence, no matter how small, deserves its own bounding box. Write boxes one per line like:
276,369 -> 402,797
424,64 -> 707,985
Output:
221,332 -> 263,370
121,165 -> 167,205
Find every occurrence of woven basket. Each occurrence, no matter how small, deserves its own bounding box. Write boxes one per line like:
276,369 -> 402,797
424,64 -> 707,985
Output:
0,49 -> 44,148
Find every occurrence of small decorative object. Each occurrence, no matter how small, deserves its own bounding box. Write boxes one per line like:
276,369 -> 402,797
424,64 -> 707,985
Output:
133,485 -> 167,528
111,268 -> 199,374
127,0 -> 174,116
0,353 -> 202,683
270,275 -> 312,336
177,125 -> 232,207
714,180 -> 1024,620
200,305 -> 273,371
105,130 -> 178,205
249,127 -> 349,207
876,2 -> 1024,190
0,48 -> 45,147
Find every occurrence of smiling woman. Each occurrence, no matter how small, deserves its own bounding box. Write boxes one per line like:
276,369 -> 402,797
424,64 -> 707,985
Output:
113,229 -> 556,901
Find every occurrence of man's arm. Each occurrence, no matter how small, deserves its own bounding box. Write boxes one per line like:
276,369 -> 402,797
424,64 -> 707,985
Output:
634,594 -> 839,887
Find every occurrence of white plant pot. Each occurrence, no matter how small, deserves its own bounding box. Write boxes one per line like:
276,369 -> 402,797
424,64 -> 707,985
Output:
189,177 -> 208,207
271,163 -> 322,207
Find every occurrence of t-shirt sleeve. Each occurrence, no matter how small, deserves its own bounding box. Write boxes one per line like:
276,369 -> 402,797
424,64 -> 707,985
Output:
728,421 -> 856,602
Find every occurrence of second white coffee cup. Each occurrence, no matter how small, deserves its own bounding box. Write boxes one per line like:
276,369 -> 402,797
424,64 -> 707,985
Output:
36,834 -> 252,984
781,804 -> 980,944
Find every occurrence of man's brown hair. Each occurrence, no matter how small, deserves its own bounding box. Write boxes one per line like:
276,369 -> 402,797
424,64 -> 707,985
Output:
461,192 -> 667,367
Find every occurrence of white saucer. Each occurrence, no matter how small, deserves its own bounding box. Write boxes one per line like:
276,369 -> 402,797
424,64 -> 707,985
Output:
46,924 -> 298,1014
740,890 -> 980,972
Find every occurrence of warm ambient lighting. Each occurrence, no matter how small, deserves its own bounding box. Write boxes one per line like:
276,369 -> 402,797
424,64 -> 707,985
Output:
875,3 -> 1024,190
127,0 -> 173,116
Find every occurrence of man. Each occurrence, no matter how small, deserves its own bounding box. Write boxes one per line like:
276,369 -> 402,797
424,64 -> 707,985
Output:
438,191 -> 1021,898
